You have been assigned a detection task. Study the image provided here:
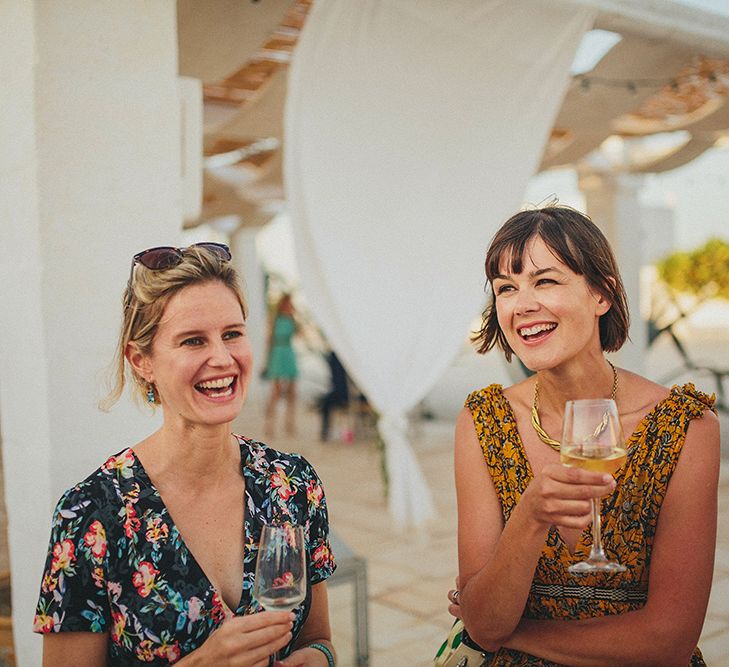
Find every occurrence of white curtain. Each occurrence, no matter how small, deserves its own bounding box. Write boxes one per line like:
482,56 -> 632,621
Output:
285,0 -> 595,525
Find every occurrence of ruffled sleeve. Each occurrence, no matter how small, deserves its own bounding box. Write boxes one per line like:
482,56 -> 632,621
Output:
33,484 -> 110,634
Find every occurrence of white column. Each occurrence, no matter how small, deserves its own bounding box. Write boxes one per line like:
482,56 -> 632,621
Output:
0,3 -> 180,663
0,6 -> 50,665
579,171 -> 647,374
231,226 -> 270,415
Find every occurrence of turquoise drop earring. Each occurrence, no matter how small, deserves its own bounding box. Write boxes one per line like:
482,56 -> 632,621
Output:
146,383 -> 156,404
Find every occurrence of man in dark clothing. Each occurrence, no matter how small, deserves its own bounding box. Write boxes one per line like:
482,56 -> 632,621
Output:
319,351 -> 350,441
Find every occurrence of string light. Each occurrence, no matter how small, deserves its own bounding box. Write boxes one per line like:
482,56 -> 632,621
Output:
575,67 -> 726,95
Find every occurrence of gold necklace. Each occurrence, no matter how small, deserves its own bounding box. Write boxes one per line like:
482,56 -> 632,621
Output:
531,361 -> 618,452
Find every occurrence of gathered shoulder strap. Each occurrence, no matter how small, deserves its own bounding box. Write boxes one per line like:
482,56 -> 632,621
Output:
630,382 -> 716,468
674,382 -> 716,416
464,385 -> 531,520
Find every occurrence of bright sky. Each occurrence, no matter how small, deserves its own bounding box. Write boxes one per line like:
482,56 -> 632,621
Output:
678,0 -> 729,16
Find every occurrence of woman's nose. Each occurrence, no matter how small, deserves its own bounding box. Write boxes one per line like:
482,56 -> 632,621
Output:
514,288 -> 539,316
208,340 -> 234,365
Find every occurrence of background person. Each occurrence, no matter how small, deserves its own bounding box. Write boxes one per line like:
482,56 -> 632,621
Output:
318,350 -> 350,442
33,244 -> 336,667
264,294 -> 300,438
447,206 -> 719,666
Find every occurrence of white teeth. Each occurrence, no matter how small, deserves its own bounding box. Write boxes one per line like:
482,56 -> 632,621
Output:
207,387 -> 232,397
519,323 -> 556,337
196,376 -> 234,389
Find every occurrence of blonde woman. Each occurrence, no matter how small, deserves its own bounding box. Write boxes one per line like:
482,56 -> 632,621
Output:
34,244 -> 336,667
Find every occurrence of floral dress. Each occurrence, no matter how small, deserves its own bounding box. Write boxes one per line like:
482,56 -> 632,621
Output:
464,383 -> 713,666
34,436 -> 336,665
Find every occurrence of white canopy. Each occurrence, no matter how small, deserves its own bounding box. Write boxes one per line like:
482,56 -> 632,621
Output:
284,0 -> 596,525
175,0 -> 729,525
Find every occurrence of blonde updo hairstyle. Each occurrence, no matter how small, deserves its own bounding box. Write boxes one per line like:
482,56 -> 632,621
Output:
101,246 -> 247,410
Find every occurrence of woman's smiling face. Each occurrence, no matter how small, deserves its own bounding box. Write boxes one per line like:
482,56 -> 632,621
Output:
492,236 -> 610,372
139,280 -> 252,430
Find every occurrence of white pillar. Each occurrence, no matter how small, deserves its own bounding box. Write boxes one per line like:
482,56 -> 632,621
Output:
231,226 -> 270,416
579,171 -> 648,374
0,3 -> 180,663
0,6 -> 50,665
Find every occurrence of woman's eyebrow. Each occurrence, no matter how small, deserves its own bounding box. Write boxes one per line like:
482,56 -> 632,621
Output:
529,267 -> 560,277
494,267 -> 562,280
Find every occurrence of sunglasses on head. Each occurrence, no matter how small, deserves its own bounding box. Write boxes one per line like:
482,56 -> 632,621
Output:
133,242 -> 231,270
125,242 -> 232,301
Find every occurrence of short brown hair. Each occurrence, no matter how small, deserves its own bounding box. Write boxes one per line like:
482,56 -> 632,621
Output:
473,206 -> 629,361
101,245 -> 247,409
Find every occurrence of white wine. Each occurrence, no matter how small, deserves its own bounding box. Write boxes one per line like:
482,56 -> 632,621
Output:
257,585 -> 305,612
562,399 -> 628,574
561,444 -> 627,475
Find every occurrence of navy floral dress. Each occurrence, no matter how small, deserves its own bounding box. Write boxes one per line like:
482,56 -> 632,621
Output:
34,436 -> 336,664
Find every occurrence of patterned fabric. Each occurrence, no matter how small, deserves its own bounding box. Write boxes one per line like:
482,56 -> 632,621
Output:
464,383 -> 713,667
266,315 -> 298,379
33,436 -> 336,665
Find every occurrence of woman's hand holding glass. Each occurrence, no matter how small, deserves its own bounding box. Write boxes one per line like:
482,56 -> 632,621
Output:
522,461 -> 616,532
178,611 -> 294,667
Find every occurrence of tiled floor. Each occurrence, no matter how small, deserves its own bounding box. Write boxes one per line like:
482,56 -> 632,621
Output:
242,401 -> 729,667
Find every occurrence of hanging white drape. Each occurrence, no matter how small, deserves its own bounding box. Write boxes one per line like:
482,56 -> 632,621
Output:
285,0 -> 595,526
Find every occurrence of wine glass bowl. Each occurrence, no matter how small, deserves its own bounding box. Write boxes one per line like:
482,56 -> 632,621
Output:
560,399 -> 627,575
254,524 -> 307,612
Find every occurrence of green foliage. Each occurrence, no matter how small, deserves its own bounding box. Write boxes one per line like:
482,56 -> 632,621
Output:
374,429 -> 389,500
657,238 -> 729,300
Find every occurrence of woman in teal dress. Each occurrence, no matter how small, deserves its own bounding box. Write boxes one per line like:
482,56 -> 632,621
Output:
265,294 -> 300,437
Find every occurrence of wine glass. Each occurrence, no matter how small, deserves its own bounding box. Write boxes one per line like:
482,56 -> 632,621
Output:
560,399 -> 627,574
253,525 -> 307,659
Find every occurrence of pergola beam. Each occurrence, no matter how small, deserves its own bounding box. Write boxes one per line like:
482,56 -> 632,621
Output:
572,0 -> 729,53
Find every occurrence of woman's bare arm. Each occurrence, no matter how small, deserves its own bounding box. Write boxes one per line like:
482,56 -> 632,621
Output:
43,632 -> 108,667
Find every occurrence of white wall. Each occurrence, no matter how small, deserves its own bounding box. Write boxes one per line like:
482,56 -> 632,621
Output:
0,6 -> 52,664
0,2 -> 181,663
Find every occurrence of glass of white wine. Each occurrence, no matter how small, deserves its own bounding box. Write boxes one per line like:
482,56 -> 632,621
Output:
561,398 -> 627,575
253,524 -> 307,660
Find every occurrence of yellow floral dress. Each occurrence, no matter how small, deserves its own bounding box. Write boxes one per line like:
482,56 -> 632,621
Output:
465,383 -> 714,666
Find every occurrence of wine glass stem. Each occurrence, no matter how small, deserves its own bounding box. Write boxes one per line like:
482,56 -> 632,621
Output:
588,497 -> 607,561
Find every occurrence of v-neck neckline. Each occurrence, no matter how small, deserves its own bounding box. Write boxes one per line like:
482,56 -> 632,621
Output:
495,385 -> 670,559
128,437 -> 250,615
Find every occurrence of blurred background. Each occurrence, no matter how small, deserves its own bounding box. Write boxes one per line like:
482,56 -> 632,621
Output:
1,0 -> 729,664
